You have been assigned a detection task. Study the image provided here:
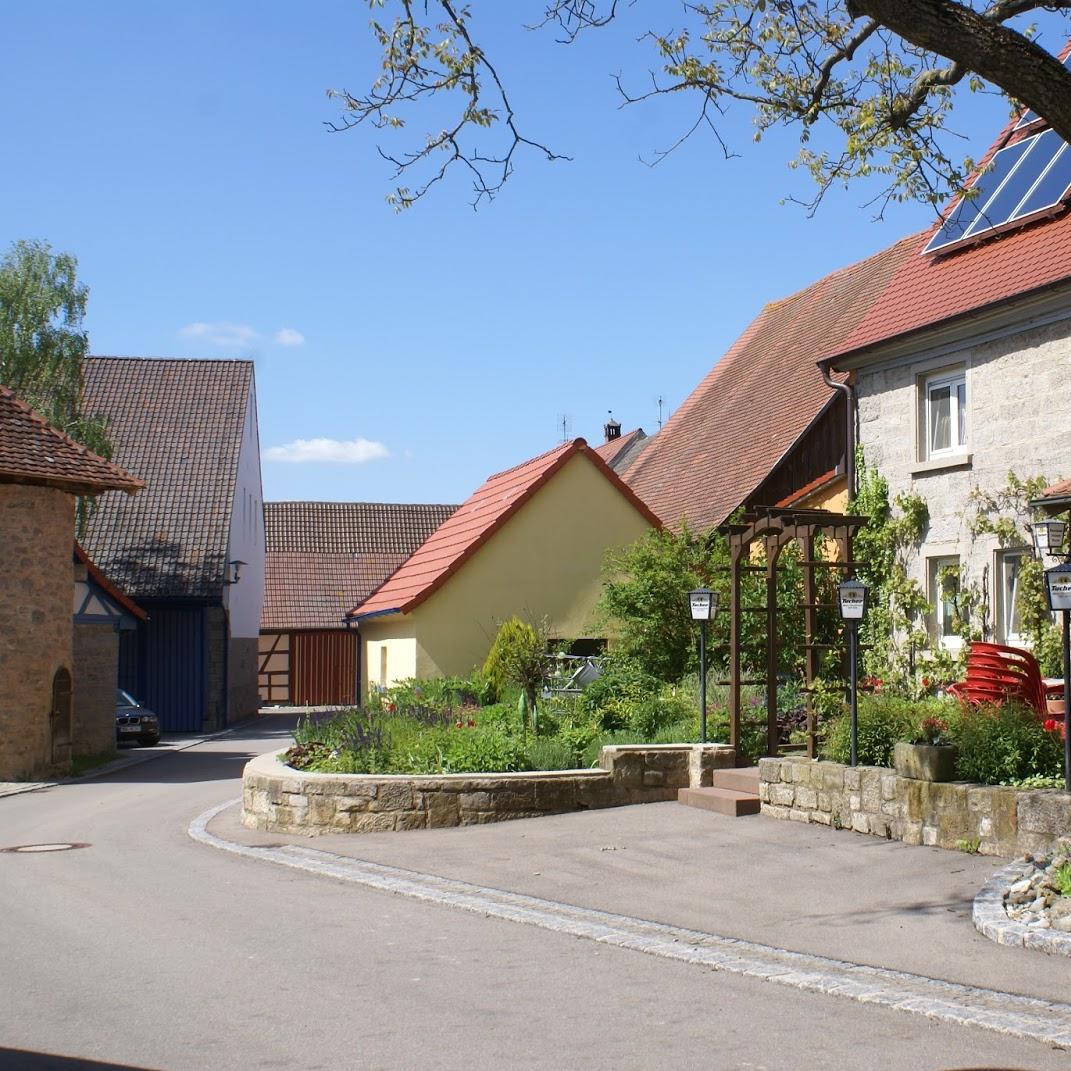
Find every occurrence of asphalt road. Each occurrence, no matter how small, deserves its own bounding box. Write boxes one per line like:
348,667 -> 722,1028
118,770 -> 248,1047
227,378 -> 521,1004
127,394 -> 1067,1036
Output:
1,714 -> 1068,1071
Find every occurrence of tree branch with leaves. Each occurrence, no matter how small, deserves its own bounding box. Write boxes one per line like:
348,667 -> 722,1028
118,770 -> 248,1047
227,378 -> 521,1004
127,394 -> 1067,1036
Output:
336,0 -> 1071,212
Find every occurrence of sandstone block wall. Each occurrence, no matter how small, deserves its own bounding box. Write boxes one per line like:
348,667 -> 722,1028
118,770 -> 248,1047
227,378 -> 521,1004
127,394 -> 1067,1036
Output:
242,743 -> 736,835
0,485 -> 75,780
72,621 -> 119,758
759,756 -> 1071,856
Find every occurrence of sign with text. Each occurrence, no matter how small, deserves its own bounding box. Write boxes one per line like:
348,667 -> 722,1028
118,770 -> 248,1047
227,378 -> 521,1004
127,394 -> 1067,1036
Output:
1046,566 -> 1071,611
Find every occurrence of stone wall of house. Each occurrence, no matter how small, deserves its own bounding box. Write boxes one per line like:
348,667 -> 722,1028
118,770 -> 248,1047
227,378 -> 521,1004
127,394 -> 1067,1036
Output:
227,635 -> 259,725
205,605 -> 227,732
242,743 -> 736,834
855,316 -> 1071,642
0,484 -> 75,780
72,621 -> 119,758
759,756 -> 1071,856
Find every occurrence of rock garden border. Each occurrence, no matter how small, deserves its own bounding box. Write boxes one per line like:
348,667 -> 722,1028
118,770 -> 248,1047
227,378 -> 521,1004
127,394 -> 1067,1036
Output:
242,742 -> 735,835
973,856 -> 1071,957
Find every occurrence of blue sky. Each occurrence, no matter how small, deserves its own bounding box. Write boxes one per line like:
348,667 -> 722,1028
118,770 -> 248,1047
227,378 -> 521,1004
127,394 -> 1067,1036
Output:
0,3 -> 1049,504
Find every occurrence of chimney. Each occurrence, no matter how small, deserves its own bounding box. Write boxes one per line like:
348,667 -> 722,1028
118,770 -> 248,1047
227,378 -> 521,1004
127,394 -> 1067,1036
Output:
604,411 -> 621,442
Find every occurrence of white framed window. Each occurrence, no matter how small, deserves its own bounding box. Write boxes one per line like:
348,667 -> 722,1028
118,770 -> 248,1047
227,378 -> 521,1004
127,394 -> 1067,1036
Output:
925,370 -> 968,458
997,550 -> 1027,645
928,555 -> 962,648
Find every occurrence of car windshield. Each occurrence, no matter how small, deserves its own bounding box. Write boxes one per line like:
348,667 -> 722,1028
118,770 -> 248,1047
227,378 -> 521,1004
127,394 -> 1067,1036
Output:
116,689 -> 139,707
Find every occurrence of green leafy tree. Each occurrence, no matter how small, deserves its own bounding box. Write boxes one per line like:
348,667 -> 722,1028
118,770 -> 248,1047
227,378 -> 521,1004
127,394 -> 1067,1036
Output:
0,239 -> 109,459
482,616 -> 549,732
335,1 -> 1071,210
598,523 -> 724,682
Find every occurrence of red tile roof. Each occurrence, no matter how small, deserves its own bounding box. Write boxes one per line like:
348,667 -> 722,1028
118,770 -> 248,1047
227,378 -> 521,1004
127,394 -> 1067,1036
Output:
349,438 -> 662,619
1041,477 -> 1071,499
0,386 -> 143,495
826,103 -> 1071,363
80,357 -> 254,598
624,236 -> 915,531
263,501 -> 457,630
776,469 -> 843,508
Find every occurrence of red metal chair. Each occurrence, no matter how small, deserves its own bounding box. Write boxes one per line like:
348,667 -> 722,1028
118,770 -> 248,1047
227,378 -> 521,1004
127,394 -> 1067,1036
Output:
949,642 -> 1061,715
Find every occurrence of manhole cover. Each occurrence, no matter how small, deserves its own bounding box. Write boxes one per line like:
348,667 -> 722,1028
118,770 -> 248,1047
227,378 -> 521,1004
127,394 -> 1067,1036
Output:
0,842 -> 89,854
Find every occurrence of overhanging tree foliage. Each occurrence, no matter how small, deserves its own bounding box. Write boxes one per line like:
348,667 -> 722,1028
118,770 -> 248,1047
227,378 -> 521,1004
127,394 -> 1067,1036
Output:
333,1 -> 1071,211
0,239 -> 109,459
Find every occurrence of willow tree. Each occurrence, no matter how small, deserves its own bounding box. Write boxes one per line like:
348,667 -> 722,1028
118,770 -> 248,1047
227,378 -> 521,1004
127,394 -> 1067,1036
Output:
0,239 -> 109,459
331,1 -> 1071,211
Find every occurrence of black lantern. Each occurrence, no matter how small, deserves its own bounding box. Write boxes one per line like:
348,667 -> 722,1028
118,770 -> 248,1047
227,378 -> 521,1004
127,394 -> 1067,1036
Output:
1032,519 -> 1068,559
837,578 -> 869,622
688,588 -> 720,743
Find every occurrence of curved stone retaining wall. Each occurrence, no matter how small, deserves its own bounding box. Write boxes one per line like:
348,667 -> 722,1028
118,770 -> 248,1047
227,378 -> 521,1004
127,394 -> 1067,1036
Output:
242,742 -> 735,835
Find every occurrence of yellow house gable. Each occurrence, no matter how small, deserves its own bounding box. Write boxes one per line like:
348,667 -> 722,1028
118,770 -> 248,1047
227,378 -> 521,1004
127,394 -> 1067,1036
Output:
360,451 -> 654,694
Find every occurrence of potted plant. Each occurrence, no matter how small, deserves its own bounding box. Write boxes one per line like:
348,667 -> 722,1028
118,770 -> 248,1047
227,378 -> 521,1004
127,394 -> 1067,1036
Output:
893,716 -> 958,782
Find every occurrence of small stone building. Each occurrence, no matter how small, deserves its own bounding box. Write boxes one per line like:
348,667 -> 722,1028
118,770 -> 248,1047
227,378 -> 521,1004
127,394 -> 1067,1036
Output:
0,387 -> 142,780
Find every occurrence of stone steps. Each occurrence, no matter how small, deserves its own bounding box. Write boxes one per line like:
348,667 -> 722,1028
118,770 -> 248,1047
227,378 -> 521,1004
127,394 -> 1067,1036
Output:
711,767 -> 760,795
677,786 -> 761,817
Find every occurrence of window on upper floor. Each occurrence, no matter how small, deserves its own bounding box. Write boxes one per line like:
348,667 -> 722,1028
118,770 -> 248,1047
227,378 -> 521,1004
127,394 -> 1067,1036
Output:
924,369 -> 968,459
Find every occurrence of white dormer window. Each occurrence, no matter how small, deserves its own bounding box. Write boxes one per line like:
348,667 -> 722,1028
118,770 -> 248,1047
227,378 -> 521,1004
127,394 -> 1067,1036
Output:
925,370 -> 967,458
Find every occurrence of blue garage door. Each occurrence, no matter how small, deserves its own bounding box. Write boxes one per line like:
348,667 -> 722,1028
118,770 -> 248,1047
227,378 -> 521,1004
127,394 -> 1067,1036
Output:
138,607 -> 206,732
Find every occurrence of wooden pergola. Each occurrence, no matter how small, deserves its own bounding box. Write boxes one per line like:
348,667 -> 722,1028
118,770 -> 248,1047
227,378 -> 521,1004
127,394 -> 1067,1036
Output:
717,506 -> 869,758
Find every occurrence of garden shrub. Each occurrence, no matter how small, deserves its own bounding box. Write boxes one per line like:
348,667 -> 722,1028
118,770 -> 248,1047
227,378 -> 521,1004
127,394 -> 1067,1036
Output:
482,617 -> 548,716
527,737 -> 580,771
579,658 -> 662,730
822,693 -> 927,766
954,701 -> 1064,785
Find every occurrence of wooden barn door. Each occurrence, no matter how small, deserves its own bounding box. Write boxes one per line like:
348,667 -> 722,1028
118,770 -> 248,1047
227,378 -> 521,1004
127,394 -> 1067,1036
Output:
258,632 -> 291,704
291,631 -> 357,707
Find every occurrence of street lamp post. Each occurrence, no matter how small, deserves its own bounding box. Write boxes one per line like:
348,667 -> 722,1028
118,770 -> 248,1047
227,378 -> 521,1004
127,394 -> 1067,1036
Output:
838,579 -> 869,767
1040,549 -> 1071,796
689,588 -> 720,744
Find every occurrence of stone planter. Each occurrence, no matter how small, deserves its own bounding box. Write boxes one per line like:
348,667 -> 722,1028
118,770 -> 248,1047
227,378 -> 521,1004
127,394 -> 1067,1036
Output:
893,741 -> 958,783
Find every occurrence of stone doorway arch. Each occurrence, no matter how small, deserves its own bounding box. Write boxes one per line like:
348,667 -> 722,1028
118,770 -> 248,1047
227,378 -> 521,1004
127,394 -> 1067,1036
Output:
50,667 -> 73,766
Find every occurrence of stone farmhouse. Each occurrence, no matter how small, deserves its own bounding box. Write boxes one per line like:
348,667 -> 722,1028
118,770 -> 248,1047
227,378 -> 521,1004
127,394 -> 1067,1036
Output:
820,107 -> 1071,651
80,357 -> 265,732
0,386 -> 142,780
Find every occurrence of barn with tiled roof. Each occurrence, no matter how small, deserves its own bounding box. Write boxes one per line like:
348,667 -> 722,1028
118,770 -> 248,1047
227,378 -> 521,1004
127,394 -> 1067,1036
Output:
81,357 -> 265,732
259,501 -> 456,705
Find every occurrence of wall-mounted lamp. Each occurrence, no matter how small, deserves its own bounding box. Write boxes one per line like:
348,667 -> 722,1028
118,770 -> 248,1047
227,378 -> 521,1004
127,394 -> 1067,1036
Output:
224,560 -> 246,586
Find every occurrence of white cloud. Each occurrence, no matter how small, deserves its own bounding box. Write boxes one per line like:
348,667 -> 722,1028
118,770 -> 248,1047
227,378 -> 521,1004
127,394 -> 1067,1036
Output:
179,321 -> 259,348
263,437 -> 390,464
274,327 -> 305,347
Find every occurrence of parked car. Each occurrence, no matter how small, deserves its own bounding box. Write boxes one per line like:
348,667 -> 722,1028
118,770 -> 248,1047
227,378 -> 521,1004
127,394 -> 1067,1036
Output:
115,689 -> 160,746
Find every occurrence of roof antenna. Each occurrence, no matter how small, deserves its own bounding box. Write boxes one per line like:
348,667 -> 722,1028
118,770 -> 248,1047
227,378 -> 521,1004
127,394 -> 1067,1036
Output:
557,413 -> 571,443
657,396 -> 664,431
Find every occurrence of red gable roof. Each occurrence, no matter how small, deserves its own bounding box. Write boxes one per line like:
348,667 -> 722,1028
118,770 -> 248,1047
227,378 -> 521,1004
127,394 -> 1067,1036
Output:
826,83 -> 1071,364
624,235 -> 915,531
0,386 -> 143,496
349,438 -> 662,619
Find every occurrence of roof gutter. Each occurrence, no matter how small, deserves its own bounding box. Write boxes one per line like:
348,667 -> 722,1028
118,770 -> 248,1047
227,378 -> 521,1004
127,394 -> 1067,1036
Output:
345,607 -> 402,624
819,364 -> 855,501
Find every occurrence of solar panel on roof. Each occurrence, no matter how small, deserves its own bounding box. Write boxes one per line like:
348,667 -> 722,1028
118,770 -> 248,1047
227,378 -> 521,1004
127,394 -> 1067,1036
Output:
924,135 -> 1038,254
924,127 -> 1071,255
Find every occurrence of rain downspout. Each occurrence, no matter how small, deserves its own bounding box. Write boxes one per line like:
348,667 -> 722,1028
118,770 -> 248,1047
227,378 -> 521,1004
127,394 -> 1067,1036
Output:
820,362 -> 856,502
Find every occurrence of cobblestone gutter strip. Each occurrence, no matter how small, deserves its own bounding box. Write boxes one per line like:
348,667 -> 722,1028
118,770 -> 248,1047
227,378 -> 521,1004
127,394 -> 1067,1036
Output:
974,860 -> 1071,958
192,800 -> 1071,1050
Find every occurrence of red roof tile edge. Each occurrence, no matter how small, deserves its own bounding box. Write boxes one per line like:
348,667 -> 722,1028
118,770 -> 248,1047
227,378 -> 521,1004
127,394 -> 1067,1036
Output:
348,438 -> 663,620
74,542 -> 148,621
0,385 -> 144,494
